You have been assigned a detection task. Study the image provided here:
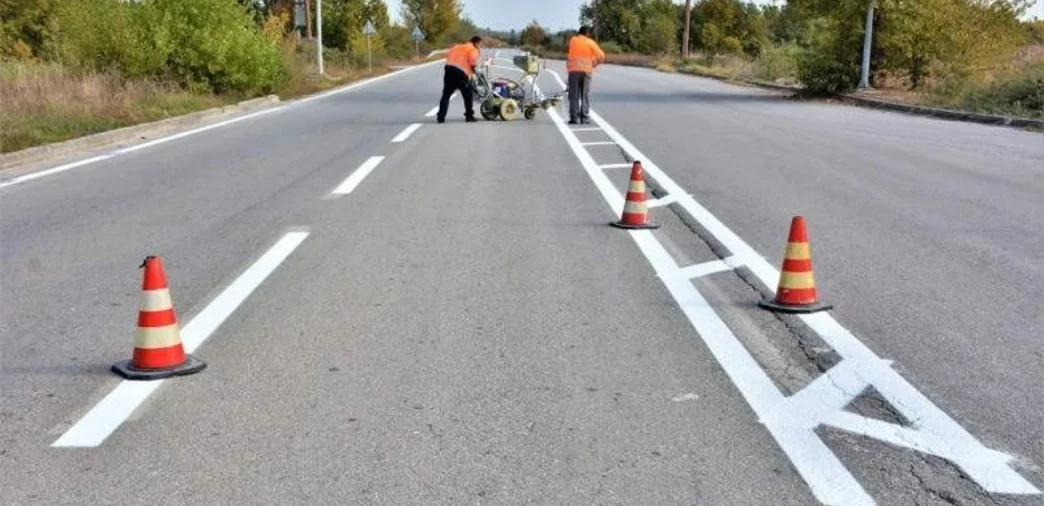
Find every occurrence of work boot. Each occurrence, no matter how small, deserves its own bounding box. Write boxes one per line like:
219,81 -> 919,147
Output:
580,117 -> 591,125
465,116 -> 478,123
568,117 -> 578,125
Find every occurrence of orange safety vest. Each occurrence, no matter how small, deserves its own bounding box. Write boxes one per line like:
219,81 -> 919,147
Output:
567,35 -> 605,74
445,43 -> 480,77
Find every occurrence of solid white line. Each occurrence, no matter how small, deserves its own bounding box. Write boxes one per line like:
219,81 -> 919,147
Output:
581,141 -> 617,146
114,107 -> 284,155
570,127 -> 604,132
51,231 -> 310,447
392,123 -> 422,143
677,259 -> 733,279
332,156 -> 385,196
3,60 -> 443,190
0,154 -> 114,190
598,163 -> 633,170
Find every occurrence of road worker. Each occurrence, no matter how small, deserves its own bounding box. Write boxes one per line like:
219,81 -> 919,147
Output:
436,36 -> 483,124
566,26 -> 605,125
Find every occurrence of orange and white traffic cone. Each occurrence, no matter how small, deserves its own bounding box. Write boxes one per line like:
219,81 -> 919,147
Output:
112,256 -> 205,380
758,216 -> 833,314
610,161 -> 659,230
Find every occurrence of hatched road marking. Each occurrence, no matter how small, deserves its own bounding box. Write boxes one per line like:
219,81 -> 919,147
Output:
543,68 -> 1040,505
52,231 -> 310,447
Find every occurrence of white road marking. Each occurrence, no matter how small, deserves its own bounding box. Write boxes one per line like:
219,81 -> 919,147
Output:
671,393 -> 700,402
598,163 -> 633,170
2,60 -> 443,190
0,154 -> 114,190
331,156 -> 385,196
570,127 -> 604,132
51,231 -> 310,447
581,141 -> 617,147
646,194 -> 683,208
677,259 -> 734,279
425,93 -> 456,117
546,88 -> 1041,503
392,123 -> 422,143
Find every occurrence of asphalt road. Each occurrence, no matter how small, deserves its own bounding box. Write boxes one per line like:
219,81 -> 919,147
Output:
1,52 -> 1042,505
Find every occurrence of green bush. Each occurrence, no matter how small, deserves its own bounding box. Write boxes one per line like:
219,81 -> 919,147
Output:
756,43 -> 801,82
957,64 -> 1044,118
600,41 -> 626,54
49,0 -> 286,95
797,50 -> 859,97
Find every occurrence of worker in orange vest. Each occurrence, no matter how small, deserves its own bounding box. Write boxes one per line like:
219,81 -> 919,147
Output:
437,36 -> 483,123
566,26 -> 605,125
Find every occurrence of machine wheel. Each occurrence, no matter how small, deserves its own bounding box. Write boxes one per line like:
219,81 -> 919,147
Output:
480,99 -> 499,121
524,107 -> 537,120
499,99 -> 521,121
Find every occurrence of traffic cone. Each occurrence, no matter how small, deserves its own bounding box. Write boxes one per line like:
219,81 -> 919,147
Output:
610,161 -> 659,230
112,256 -> 206,380
758,216 -> 833,314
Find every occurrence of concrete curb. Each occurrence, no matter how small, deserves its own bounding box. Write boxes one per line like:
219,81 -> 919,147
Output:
0,95 -> 280,172
674,68 -> 1042,130
838,94 -> 1044,129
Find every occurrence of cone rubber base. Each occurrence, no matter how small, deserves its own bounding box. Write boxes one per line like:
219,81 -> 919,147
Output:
610,221 -> 659,230
111,354 -> 206,380
757,299 -> 833,314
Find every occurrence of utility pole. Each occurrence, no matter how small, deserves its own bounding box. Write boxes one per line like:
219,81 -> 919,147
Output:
859,0 -> 875,90
682,0 -> 692,60
316,0 -> 324,75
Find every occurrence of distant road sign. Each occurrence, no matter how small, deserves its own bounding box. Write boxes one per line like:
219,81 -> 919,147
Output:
411,27 -> 425,41
363,20 -> 376,36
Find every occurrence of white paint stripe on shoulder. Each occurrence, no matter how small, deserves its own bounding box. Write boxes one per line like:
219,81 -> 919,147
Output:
392,123 -> 422,143
3,61 -> 442,190
331,156 -> 385,196
0,154 -> 114,190
52,230 -> 309,447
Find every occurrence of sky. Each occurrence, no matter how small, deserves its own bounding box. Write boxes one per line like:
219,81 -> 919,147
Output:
385,0 -> 1043,32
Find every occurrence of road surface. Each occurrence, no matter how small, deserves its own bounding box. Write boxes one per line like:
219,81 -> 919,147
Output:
2,51 -> 1042,505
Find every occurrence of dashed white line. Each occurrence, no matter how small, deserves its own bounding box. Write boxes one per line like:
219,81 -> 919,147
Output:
425,93 -> 456,117
51,230 -> 310,447
392,123 -> 422,143
331,156 -> 385,196
2,60 -> 443,190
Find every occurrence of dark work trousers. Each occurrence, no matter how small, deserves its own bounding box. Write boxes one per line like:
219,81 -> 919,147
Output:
568,71 -> 592,121
437,65 -> 475,121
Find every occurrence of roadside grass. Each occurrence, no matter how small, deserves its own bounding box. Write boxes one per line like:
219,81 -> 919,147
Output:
1,44 -> 436,154
0,62 -> 228,153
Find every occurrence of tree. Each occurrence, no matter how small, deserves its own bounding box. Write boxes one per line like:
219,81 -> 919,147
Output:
875,0 -> 1029,86
580,0 -> 643,49
1,0 -> 56,59
363,0 -> 389,30
401,0 -> 462,43
520,20 -> 547,47
639,0 -> 678,54
682,0 -> 692,59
